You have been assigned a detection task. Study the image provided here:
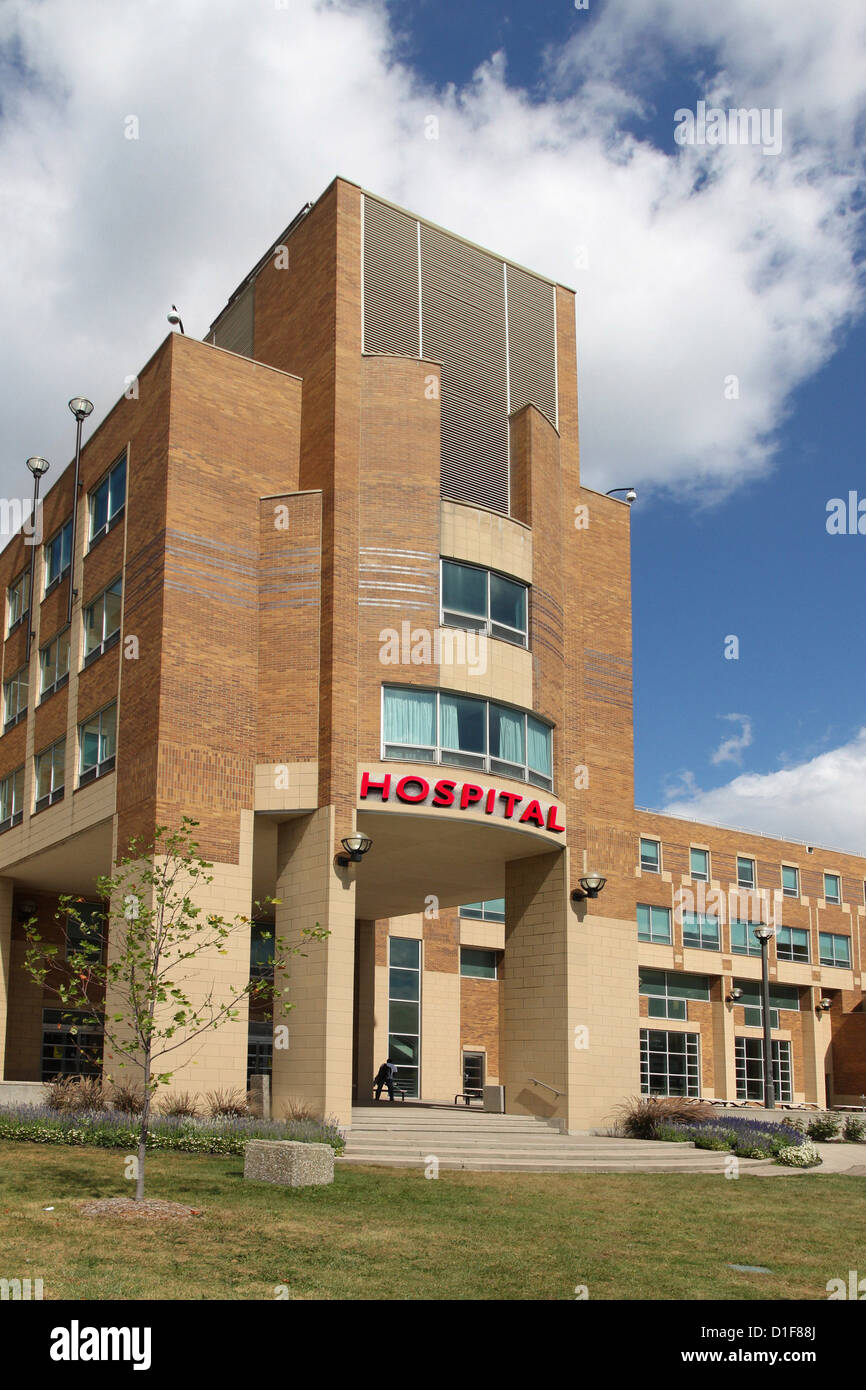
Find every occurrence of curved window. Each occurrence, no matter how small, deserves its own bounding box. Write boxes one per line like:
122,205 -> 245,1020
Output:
440,560 -> 528,647
382,686 -> 553,791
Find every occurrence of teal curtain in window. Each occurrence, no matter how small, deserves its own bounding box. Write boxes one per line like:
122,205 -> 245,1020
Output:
490,705 -> 524,763
527,717 -> 551,775
383,689 -> 435,747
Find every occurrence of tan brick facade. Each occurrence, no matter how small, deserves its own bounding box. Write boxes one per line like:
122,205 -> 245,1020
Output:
1,176 -> 863,1127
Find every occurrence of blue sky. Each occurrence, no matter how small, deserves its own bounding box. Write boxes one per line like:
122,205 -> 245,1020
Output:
384,0 -> 866,839
1,0 -> 864,847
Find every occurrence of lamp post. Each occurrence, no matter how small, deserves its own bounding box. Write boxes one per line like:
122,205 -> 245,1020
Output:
24,457 -> 50,663
754,925 -> 777,1109
67,398 -> 94,626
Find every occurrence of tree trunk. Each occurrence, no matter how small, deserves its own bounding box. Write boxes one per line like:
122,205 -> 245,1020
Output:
136,1059 -> 151,1201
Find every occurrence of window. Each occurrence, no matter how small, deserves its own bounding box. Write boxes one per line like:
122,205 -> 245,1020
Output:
689,847 -> 709,881
682,912 -> 721,951
640,1029 -> 700,1097
737,856 -> 755,889
737,981 -> 800,1030
781,864 -> 800,898
776,926 -> 810,963
730,920 -> 763,957
247,1022 -> 273,1088
389,937 -> 421,1098
0,766 -> 24,831
819,932 -> 851,969
460,899 -> 505,922
65,903 -> 104,962
88,453 -> 127,544
823,873 -> 841,905
735,1037 -> 792,1103
44,519 -> 73,592
640,838 -> 660,873
639,968 -> 709,1021
78,702 -> 117,784
83,578 -> 122,664
460,948 -> 498,979
440,559 -> 528,647
3,665 -> 28,730
39,627 -> 71,699
250,921 -> 276,977
41,1009 -> 103,1080
637,903 -> 672,944
34,738 -> 65,812
381,687 -> 553,791
7,569 -> 30,634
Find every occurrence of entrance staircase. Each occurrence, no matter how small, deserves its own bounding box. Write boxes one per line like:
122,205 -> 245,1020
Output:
339,1104 -> 767,1173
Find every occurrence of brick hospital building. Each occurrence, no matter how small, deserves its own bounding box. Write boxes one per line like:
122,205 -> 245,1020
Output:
0,177 -> 864,1128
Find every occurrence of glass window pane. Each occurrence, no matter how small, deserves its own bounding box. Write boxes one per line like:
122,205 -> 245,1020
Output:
103,582 -> 122,637
490,573 -> 526,632
388,968 -> 419,1000
389,937 -> 420,969
57,628 -> 70,678
440,694 -> 486,754
91,480 -> 109,537
640,838 -> 660,870
388,1034 -> 419,1066
84,601 -> 101,654
389,1000 -> 419,1033
441,561 -> 487,620
99,704 -> 117,761
460,903 -> 484,919
109,457 -> 127,517
35,755 -> 50,800
490,704 -> 524,765
527,717 -> 551,775
690,848 -> 709,879
782,865 -> 798,894
461,948 -> 497,978
383,688 -> 435,748
483,898 -> 505,920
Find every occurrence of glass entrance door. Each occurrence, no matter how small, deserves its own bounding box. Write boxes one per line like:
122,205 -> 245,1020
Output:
462,1051 -> 485,1098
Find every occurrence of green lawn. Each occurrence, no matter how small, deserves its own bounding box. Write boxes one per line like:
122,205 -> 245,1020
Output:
1,1139 -> 862,1300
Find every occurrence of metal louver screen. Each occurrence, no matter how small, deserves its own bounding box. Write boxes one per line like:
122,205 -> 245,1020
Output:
506,265 -> 558,429
362,198 -> 419,356
211,281 -> 255,358
361,194 -> 558,517
420,223 -> 509,514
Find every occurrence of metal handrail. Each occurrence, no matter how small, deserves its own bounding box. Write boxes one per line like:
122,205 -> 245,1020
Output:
528,1076 -> 563,1098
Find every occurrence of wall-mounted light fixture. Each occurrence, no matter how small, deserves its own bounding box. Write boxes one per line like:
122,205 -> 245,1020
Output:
605,487 -> 637,503
334,834 -> 373,868
817,998 -> 833,1013
167,305 -> 185,334
726,987 -> 743,1002
570,871 -> 607,902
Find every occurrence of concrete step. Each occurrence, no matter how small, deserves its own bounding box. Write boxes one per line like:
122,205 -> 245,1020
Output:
343,1140 -> 694,1155
337,1155 -> 761,1173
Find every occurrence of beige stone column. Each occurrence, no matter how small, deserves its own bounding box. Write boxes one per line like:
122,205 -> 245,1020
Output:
353,920 -> 376,1101
502,849 -> 572,1126
714,982 -> 737,1100
801,990 -> 829,1107
272,807 -> 356,1126
0,877 -> 13,1078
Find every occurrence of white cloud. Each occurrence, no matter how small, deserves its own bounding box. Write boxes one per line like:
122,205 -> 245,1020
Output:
711,713 -> 753,766
664,727 -> 866,854
0,0 -> 863,521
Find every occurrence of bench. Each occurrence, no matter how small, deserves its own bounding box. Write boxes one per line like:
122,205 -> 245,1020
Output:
454,1090 -> 483,1107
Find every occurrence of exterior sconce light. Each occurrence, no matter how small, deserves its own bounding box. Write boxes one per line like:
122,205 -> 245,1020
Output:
817,998 -> 832,1013
334,834 -> 373,868
727,987 -> 743,1002
571,871 -> 607,902
605,487 -> 637,503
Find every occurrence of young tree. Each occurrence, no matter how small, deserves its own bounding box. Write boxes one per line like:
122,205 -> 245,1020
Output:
23,815 -> 326,1200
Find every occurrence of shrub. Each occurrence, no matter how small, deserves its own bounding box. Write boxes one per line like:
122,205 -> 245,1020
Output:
661,1116 -> 804,1159
45,1075 -> 105,1114
807,1113 -> 841,1141
283,1098 -> 319,1123
109,1081 -> 145,1115
157,1091 -> 200,1119
615,1095 -> 714,1139
775,1141 -> 822,1168
843,1115 -> 866,1143
0,1103 -> 345,1154
204,1088 -> 249,1118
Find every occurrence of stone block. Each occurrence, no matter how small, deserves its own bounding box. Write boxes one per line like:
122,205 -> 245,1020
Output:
243,1139 -> 334,1187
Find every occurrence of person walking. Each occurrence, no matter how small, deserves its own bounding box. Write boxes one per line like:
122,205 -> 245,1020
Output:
374,1057 -> 398,1102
